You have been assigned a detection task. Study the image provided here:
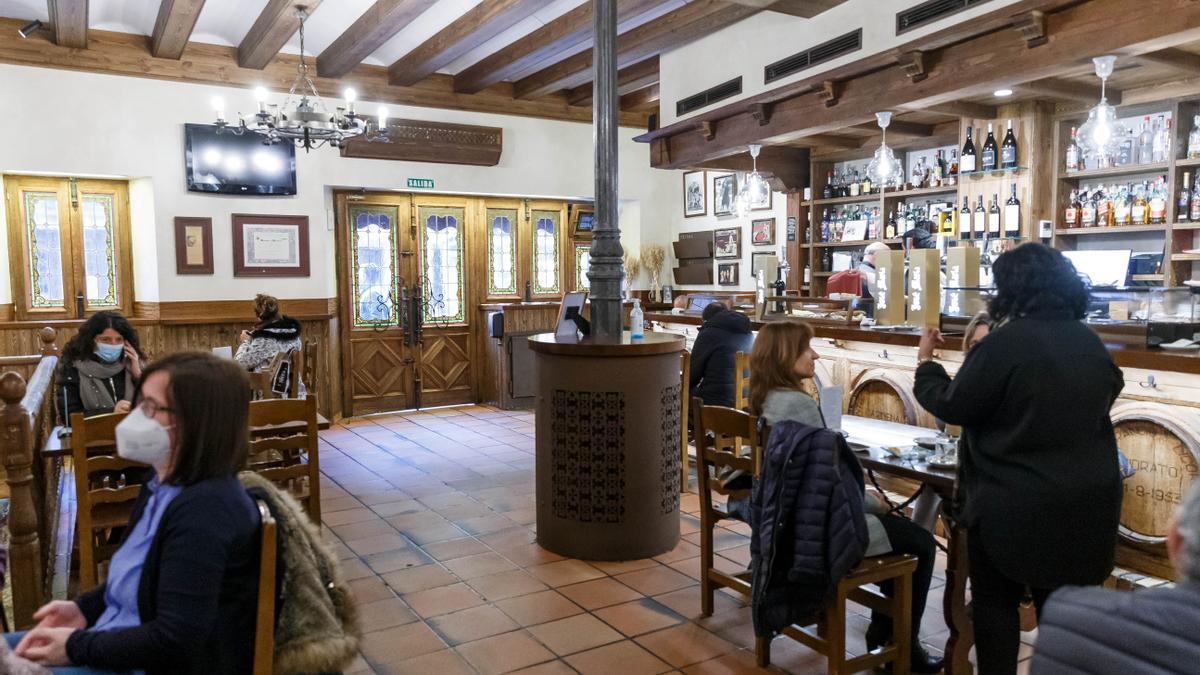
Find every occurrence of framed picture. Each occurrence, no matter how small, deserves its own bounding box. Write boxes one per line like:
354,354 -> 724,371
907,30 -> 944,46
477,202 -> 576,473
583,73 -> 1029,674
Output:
713,227 -> 741,259
570,205 -> 595,239
232,214 -> 310,277
718,263 -> 740,286
752,252 -> 778,279
174,216 -> 213,274
751,187 -> 773,211
683,170 -> 707,217
713,174 -> 737,216
751,217 -> 776,246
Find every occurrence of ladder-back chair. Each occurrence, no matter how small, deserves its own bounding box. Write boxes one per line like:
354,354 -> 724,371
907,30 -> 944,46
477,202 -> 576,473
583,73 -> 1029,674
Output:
252,498 -> 277,675
247,397 -> 321,524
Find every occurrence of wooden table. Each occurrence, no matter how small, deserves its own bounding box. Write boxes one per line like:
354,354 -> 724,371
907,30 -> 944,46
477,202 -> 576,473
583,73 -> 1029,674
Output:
43,413 -> 332,458
842,416 -> 973,675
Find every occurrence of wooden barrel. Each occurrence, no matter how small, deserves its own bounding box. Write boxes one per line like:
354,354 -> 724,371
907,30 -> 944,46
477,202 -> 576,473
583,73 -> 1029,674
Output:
847,368 -> 927,427
1111,402 -> 1200,548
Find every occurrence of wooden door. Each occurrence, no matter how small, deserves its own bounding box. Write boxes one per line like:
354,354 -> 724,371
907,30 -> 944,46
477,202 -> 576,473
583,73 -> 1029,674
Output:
412,194 -> 474,407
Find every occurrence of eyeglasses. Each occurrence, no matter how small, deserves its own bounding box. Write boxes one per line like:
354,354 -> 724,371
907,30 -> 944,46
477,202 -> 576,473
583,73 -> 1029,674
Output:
137,398 -> 175,418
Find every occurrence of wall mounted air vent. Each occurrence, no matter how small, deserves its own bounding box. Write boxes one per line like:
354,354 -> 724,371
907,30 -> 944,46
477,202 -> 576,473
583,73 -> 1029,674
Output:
764,30 -> 862,84
897,0 -> 993,35
675,77 -> 742,116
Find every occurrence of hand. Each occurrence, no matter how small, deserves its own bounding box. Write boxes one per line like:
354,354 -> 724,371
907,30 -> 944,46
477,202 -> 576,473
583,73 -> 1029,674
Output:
865,489 -> 887,511
30,601 -> 86,631
239,330 -> 252,344
918,327 -> 944,363
15,626 -> 76,665
123,344 -> 142,379
113,400 -> 132,414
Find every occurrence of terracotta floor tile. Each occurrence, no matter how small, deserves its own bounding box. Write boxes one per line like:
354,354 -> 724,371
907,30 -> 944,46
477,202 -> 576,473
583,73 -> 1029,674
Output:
323,506 -> 380,527
494,590 -> 584,627
478,527 -> 537,550
338,557 -> 375,581
616,565 -> 698,596
331,517 -> 397,542
348,575 -> 398,604
653,586 -> 743,620
429,604 -> 521,646
527,560 -> 606,587
357,597 -> 418,632
456,513 -> 520,536
401,522 -> 471,546
758,633 -> 829,673
370,499 -> 428,518
496,542 -> 565,568
508,661 -> 578,675
359,621 -> 446,668
443,551 -> 519,579
421,536 -> 492,562
321,495 -> 362,514
346,533 -> 412,557
565,639 -> 674,675
680,649 -> 773,674
363,546 -> 435,574
404,582 -> 485,618
455,630 -> 557,675
595,598 -> 687,637
381,564 -> 459,594
653,538 -> 703,564
526,613 -> 624,656
634,623 -> 737,668
587,558 -> 661,575
465,569 -> 550,602
376,648 -> 476,675
557,577 -> 643,611
696,606 -> 756,650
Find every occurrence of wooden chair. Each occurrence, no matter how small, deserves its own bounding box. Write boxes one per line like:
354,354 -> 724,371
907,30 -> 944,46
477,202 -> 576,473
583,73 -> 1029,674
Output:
252,498 -> 277,675
692,399 -> 918,674
70,411 -> 147,591
249,349 -> 300,400
734,351 -> 750,412
247,397 -> 321,524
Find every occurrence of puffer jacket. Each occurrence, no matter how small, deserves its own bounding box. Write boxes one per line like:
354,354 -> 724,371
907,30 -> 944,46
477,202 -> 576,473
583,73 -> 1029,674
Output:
749,421 -> 869,636
689,310 -> 754,408
1031,583 -> 1200,674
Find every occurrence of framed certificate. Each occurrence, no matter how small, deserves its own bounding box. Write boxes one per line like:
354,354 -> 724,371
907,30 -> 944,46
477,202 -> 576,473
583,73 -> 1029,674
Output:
232,214 -> 310,277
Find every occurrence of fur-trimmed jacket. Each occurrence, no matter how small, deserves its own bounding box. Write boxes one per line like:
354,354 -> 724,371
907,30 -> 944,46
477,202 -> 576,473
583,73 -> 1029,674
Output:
240,472 -> 360,675
236,316 -> 303,373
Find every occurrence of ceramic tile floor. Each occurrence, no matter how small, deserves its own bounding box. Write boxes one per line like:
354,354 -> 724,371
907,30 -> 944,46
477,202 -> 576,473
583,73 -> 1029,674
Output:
318,404 -> 1037,674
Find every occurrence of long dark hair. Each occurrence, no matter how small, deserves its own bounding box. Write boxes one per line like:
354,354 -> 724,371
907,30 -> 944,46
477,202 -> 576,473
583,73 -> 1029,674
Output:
136,352 -> 250,486
62,311 -> 143,364
748,320 -> 815,417
988,243 -> 1089,324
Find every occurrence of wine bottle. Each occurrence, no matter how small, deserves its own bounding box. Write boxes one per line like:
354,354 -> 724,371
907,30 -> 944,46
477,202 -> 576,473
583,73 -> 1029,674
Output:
821,209 -> 831,242
973,195 -> 986,240
961,126 -> 977,174
1065,126 -> 1081,172
1132,184 -> 1148,225
1189,115 -> 1200,160
885,211 -> 897,239
823,171 -> 834,199
1004,184 -> 1021,238
1138,117 -> 1153,164
982,123 -> 998,172
960,197 -> 972,241
1180,172 -> 1192,223
1191,182 -> 1200,222
1001,120 -> 1018,169
1114,186 -> 1131,226
1065,189 -> 1080,229
1149,177 -> 1167,224
948,150 -> 959,185
988,193 -> 1001,236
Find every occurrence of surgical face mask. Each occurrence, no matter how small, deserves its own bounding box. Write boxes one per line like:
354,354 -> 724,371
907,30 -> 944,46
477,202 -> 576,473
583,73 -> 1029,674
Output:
95,341 -> 125,363
115,407 -> 173,467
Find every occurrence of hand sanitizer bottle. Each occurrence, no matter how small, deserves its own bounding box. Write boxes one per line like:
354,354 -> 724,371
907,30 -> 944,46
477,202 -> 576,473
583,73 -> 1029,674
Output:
630,299 -> 644,339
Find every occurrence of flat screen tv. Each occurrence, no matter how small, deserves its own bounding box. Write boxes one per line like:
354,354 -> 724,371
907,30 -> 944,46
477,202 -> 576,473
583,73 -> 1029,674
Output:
184,123 -> 297,195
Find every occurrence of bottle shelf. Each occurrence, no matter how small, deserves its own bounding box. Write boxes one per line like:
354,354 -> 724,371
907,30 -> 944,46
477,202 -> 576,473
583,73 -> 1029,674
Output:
957,166 -> 1028,179
1176,157 -> 1200,169
1171,221 -> 1200,230
814,240 -> 874,248
1059,162 -> 1170,180
1171,253 -> 1200,261
1054,224 -> 1167,235
808,194 -> 885,206
806,183 -> 960,206
887,185 -> 960,199
1131,274 -> 1165,282
813,271 -> 835,277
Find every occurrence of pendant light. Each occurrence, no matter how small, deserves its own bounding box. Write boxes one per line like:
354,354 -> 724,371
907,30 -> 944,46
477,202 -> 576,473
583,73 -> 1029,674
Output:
1076,55 -> 1125,164
735,144 -> 770,217
866,112 -> 904,188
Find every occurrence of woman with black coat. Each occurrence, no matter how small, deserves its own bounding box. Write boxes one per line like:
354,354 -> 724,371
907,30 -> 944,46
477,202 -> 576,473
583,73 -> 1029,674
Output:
689,302 -> 754,408
56,312 -> 146,423
235,293 -> 302,373
913,243 -> 1124,675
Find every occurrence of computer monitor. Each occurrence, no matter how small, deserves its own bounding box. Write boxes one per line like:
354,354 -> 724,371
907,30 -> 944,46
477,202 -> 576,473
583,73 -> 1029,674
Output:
1062,249 -> 1132,288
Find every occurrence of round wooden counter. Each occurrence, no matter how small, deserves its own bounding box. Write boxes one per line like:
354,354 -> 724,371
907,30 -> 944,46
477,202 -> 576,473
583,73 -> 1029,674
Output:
528,331 -> 685,560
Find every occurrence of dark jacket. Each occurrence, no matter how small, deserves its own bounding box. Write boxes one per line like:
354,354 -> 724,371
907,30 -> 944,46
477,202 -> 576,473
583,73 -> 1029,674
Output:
250,315 -> 302,343
1030,583 -> 1200,674
749,421 -> 870,636
66,476 -> 260,674
55,357 -> 131,423
914,310 -> 1124,589
689,310 -> 754,408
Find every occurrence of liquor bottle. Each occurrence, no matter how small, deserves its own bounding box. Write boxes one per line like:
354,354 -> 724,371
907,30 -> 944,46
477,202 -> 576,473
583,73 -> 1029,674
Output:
862,172 -> 872,196
1138,117 -> 1153,164
1189,115 -> 1200,159
973,195 -> 986,240
1151,116 -> 1168,163
981,123 -> 998,172
823,171 -> 834,199
1001,120 -> 1019,169
885,211 -> 897,239
1004,184 -> 1021,238
849,169 -> 861,197
961,126 -> 977,174
1065,126 -> 1081,172
804,264 -> 811,284
1081,189 -> 1097,228
1149,177 -> 1168,224
1114,186 -> 1131,226
960,197 -> 972,241
1180,172 -> 1193,223
948,150 -> 959,185
1191,181 -> 1200,221
987,193 -> 1001,236
1118,128 -> 1135,167
932,151 -> 944,187
1132,184 -> 1149,225
1065,189 -> 1080,229
821,209 -> 831,242
1096,186 -> 1112,227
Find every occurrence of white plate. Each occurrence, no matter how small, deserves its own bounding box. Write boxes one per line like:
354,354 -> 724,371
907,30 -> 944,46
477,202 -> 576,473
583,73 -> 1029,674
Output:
1161,341 -> 1200,351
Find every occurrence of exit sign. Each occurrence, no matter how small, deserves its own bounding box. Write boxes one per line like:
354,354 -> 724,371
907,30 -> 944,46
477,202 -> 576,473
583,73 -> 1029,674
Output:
407,178 -> 435,189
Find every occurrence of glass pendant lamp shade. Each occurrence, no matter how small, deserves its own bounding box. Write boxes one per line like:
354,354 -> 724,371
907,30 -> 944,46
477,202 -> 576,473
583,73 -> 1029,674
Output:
1077,55 -> 1125,163
866,112 -> 904,187
736,144 -> 770,217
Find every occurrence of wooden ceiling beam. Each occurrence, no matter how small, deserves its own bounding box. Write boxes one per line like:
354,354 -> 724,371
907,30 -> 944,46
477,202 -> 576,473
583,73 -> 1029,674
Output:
452,0 -> 673,95
1136,48 -> 1200,72
514,0 -> 759,100
48,0 -> 88,48
850,120 -> 933,138
910,101 -> 998,119
1018,77 -> 1121,104
620,83 -> 660,112
800,134 -> 865,149
387,0 -> 544,87
150,0 -> 206,59
237,0 -> 322,70
568,56 -> 659,107
696,146 -> 811,192
316,0 -> 439,78
724,0 -> 847,18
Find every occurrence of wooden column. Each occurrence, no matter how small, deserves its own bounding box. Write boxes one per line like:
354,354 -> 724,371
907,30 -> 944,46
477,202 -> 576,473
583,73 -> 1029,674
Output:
588,0 -> 625,341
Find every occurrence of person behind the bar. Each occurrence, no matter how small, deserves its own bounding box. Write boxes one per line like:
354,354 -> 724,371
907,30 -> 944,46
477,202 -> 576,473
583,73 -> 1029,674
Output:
56,311 -> 146,423
688,302 -> 753,408
913,243 -> 1124,675
750,320 -> 944,673
857,241 -> 891,299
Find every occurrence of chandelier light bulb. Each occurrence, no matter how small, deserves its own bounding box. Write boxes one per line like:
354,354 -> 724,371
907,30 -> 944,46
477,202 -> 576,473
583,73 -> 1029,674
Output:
1077,55 -> 1125,164
867,111 -> 902,187
254,86 -> 268,102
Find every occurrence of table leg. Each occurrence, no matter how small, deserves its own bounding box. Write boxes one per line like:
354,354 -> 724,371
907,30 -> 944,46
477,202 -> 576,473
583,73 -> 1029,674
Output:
911,490 -> 941,531
941,507 -> 974,675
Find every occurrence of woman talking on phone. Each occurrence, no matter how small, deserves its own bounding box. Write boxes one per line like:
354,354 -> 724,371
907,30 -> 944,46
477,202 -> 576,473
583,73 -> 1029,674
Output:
56,312 -> 146,423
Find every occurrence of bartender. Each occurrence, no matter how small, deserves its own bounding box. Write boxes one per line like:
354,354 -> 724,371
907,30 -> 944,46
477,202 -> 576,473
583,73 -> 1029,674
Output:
859,242 -> 892,299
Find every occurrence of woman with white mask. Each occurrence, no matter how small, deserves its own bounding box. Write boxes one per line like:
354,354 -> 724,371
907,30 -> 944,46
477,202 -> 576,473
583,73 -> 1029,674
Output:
11,352 -> 261,674
55,312 -> 146,423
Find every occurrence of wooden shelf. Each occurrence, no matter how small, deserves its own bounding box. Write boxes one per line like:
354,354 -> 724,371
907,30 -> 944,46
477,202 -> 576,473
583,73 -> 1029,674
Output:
1059,162 -> 1170,180
1172,221 -> 1200,230
1132,274 -> 1165,282
1176,157 -> 1200,168
815,240 -> 872,248
959,166 -> 1029,179
805,184 -> 959,207
1054,224 -> 1167,235
1172,253 -> 1200,261
814,271 -> 834,277
809,194 -> 885,206
888,185 -> 960,199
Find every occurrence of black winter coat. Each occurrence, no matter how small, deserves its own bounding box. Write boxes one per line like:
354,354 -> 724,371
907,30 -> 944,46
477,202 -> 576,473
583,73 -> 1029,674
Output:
750,421 -> 870,636
689,310 -> 754,408
914,309 -> 1124,589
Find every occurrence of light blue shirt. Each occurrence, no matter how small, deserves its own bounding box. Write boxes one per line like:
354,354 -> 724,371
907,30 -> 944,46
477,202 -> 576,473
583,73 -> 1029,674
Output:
93,477 -> 183,631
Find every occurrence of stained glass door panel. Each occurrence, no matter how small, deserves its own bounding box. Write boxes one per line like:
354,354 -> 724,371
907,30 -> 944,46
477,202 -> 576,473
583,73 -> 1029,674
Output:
22,191 -> 67,309
486,208 -> 517,296
575,245 -> 592,291
79,193 -> 119,307
348,205 -> 399,326
419,206 -> 465,324
531,210 -> 560,295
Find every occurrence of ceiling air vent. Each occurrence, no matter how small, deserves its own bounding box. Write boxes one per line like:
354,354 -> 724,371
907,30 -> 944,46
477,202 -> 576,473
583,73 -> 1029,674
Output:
764,30 -> 862,84
675,77 -> 743,116
896,0 -> 993,35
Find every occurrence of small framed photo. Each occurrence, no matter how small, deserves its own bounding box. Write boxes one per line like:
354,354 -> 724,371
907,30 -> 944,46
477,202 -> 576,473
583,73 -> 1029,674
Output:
751,187 -> 772,211
751,217 -> 776,246
683,170 -> 707,218
174,217 -> 213,274
713,227 -> 741,259
717,263 -> 740,286
232,214 -> 310,277
570,205 -> 595,239
713,174 -> 737,216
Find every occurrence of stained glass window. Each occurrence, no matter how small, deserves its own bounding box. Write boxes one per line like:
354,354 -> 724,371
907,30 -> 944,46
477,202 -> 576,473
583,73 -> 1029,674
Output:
575,245 -> 591,291
487,209 -> 517,296
421,207 -> 465,323
80,194 -> 118,307
23,192 -> 65,309
350,206 -> 398,326
532,210 -> 560,295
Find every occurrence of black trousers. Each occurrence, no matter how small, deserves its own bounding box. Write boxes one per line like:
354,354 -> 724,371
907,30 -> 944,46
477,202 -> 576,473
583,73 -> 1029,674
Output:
967,528 -> 1053,675
869,513 -> 937,646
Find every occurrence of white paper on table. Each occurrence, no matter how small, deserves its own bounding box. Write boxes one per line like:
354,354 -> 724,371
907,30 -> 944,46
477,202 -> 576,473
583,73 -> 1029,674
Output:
820,385 -> 844,431
211,346 -> 233,359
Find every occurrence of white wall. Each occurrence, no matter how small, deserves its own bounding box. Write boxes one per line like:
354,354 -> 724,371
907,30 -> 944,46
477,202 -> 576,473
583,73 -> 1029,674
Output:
0,63 -> 678,304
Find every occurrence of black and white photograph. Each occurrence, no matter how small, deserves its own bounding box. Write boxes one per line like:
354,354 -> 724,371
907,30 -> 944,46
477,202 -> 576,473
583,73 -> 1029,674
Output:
713,173 -> 737,216
713,227 -> 741,259
683,170 -> 706,217
717,262 -> 740,286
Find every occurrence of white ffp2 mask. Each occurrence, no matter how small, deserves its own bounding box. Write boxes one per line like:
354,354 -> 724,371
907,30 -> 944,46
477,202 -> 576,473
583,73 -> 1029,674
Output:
115,408 -> 172,467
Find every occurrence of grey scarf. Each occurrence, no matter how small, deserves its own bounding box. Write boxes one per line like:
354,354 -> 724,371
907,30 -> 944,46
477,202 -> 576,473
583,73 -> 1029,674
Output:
74,357 -> 134,413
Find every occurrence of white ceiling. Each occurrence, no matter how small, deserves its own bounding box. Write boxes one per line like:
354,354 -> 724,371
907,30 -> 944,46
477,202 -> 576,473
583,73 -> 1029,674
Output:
0,0 -> 595,74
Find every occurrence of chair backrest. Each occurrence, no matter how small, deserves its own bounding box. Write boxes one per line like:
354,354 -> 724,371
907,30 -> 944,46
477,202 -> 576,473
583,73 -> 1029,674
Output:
70,411 -> 147,591
249,349 -> 299,400
247,397 -> 321,524
691,399 -> 767,516
827,269 -> 865,297
252,498 -> 276,675
734,351 -> 750,412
